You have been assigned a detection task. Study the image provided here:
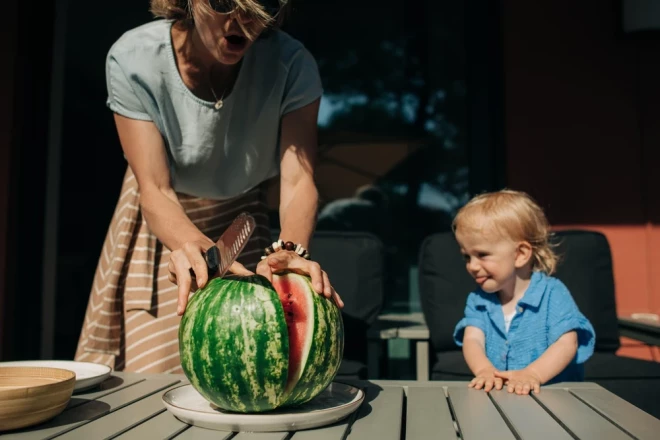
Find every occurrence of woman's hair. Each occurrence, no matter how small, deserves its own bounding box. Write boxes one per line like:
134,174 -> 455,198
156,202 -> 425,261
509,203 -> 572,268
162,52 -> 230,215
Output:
150,1 -> 291,38
452,189 -> 559,274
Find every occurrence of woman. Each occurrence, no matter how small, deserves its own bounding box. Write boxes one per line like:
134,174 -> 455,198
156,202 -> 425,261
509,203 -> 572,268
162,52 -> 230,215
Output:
75,0 -> 343,374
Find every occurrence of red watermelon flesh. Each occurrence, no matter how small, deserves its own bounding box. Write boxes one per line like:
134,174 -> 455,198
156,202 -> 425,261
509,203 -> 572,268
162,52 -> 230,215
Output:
272,274 -> 310,393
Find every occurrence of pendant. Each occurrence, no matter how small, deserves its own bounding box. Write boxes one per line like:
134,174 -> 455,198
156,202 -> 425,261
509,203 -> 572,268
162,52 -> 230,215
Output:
214,99 -> 224,110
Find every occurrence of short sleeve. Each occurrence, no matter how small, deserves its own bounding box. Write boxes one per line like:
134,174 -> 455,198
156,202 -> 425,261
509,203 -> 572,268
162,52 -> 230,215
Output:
280,48 -> 323,116
547,279 -> 596,364
453,293 -> 488,347
105,53 -> 152,121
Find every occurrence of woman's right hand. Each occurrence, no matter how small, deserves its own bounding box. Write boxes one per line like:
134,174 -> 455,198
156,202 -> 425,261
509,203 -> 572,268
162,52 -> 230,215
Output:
168,240 -> 255,316
168,239 -> 215,316
469,367 -> 504,392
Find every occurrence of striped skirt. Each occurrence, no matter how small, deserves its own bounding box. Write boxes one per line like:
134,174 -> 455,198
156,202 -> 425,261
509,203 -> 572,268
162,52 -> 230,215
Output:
74,167 -> 272,374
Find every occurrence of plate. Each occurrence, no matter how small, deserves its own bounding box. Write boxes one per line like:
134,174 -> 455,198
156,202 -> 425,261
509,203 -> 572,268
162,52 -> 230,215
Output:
0,360 -> 112,392
162,382 -> 365,432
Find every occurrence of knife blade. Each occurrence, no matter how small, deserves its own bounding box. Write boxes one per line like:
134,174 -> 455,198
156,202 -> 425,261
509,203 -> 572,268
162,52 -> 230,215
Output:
191,212 -> 256,279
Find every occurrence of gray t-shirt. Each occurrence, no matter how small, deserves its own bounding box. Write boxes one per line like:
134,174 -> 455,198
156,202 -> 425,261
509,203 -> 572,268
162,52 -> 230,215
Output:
105,19 -> 323,200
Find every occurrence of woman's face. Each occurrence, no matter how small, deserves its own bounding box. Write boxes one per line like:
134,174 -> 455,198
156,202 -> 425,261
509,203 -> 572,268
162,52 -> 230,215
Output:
191,1 -> 268,65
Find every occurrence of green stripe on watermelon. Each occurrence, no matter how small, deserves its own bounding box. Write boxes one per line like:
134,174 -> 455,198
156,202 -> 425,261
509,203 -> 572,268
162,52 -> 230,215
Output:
179,275 -> 289,413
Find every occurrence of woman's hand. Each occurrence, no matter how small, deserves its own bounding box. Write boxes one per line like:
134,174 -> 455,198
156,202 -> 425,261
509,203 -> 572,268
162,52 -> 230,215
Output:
168,239 -> 215,316
256,251 -> 344,308
469,367 -> 504,392
494,368 -> 543,395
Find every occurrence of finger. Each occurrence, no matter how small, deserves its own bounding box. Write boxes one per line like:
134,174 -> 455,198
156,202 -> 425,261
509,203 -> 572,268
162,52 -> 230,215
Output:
256,259 -> 273,283
484,379 -> 494,392
183,243 -> 209,289
168,272 -> 177,285
494,378 -> 503,390
172,254 -> 192,316
305,262 -> 323,293
515,383 -> 524,395
522,383 -> 531,395
321,271 -> 332,298
474,378 -> 485,390
533,382 -> 541,394
229,261 -> 253,276
332,289 -> 344,308
493,370 -> 510,380
507,382 -> 515,393
468,378 -> 477,388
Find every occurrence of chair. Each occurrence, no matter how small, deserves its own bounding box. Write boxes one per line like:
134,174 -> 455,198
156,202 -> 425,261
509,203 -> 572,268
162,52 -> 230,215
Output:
271,230 -> 386,379
418,229 -> 660,418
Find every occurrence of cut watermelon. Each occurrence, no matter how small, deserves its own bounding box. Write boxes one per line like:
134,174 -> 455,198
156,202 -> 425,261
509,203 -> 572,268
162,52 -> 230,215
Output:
178,272 -> 344,413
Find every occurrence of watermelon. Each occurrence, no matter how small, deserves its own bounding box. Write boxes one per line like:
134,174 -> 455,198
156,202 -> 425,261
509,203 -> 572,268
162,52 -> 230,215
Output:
178,271 -> 344,413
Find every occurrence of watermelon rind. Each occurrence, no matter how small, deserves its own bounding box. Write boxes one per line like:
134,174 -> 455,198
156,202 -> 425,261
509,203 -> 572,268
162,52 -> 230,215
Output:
278,273 -> 345,407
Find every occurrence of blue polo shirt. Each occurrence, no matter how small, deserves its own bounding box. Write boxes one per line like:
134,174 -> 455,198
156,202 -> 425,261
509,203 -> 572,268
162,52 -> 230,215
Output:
453,271 -> 595,384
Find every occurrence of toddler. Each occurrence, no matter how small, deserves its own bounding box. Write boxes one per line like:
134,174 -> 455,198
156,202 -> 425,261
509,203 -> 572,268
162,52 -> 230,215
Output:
453,189 -> 595,394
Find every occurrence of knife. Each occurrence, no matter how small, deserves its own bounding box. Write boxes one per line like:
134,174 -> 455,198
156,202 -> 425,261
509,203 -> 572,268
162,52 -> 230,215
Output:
191,212 -> 256,279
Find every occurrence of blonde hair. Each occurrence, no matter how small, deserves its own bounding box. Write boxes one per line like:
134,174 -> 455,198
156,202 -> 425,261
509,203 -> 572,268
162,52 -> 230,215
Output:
452,189 -> 558,274
150,0 -> 291,39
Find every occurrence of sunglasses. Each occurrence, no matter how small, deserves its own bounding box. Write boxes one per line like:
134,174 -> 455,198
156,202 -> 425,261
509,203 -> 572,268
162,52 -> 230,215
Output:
208,0 -> 286,17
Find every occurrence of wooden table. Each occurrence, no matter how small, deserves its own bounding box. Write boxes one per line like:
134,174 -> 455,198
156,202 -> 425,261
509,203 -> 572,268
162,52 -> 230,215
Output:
4,372 -> 659,439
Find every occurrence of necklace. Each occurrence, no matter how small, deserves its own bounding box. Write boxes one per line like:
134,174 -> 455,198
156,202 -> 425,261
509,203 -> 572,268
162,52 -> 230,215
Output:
209,80 -> 227,110
208,65 -> 229,110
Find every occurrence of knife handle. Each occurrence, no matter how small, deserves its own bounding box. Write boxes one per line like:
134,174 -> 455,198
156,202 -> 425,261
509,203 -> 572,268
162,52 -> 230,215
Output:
188,247 -> 219,279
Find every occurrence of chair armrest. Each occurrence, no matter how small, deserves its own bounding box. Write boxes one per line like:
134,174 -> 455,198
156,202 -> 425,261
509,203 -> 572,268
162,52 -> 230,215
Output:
618,316 -> 660,347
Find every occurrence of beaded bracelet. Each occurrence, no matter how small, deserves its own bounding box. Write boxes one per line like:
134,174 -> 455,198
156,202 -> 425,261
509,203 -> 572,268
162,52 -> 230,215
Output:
261,239 -> 311,260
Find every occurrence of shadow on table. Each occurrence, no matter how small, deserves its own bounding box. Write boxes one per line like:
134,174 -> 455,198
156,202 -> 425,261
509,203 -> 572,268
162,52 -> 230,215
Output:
9,400 -> 112,433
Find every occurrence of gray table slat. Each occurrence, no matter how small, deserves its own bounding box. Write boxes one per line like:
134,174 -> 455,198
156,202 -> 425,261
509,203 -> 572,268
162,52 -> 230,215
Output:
114,410 -> 188,440
173,427 -> 234,440
233,433 -> 290,439
346,386 -> 403,440
489,390 -> 572,440
67,375 -> 146,409
533,389 -> 630,440
571,388 -> 660,440
3,376 -> 182,440
56,382 -> 183,439
290,417 -> 352,440
448,388 -> 515,440
406,387 -> 457,440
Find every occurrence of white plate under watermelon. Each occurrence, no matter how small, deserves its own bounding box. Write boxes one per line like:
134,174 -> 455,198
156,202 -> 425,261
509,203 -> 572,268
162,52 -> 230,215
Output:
162,382 -> 365,432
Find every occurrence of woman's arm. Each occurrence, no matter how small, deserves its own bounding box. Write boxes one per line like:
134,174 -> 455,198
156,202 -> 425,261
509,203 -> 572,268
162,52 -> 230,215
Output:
463,326 -> 502,391
277,98 -> 320,249
113,114 -> 216,313
255,98 -> 343,308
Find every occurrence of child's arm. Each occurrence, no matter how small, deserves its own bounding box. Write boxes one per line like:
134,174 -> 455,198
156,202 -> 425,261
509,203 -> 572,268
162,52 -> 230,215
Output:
494,330 -> 578,394
463,326 -> 503,392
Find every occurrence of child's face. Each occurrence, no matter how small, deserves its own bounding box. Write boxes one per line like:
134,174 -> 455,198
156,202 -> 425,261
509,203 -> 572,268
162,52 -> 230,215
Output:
455,227 -> 529,294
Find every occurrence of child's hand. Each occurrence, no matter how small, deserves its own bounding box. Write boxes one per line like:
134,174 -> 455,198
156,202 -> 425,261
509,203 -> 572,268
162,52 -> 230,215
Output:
469,367 -> 504,392
494,368 -> 543,395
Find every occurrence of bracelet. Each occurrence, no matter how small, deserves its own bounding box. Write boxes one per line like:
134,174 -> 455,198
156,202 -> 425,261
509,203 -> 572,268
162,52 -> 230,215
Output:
261,239 -> 311,260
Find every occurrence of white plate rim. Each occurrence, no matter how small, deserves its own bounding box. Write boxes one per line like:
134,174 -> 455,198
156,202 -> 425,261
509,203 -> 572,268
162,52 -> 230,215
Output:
162,381 -> 365,431
0,360 -> 112,391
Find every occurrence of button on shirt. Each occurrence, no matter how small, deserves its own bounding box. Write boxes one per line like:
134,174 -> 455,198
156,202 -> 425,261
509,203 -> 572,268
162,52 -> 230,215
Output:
453,271 -> 596,383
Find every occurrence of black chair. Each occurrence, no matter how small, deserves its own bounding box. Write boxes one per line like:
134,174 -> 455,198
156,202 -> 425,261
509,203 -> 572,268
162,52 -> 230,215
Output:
418,229 -> 660,418
271,230 -> 385,379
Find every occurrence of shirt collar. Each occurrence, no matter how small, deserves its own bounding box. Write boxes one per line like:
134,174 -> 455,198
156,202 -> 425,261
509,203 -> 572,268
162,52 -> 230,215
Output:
517,271 -> 548,308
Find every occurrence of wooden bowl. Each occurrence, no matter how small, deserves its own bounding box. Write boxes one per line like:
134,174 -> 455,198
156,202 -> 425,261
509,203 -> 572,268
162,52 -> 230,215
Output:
0,366 -> 76,431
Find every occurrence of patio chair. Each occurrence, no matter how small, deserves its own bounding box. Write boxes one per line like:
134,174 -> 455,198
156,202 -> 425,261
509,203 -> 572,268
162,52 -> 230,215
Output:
271,230 -> 386,380
418,229 -> 660,418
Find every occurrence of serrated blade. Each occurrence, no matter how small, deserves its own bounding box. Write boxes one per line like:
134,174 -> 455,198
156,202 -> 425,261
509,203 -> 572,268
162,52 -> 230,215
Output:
205,212 -> 256,278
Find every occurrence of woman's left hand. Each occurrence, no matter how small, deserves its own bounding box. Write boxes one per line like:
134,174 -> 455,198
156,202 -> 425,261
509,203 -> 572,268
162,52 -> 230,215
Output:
256,251 -> 344,309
